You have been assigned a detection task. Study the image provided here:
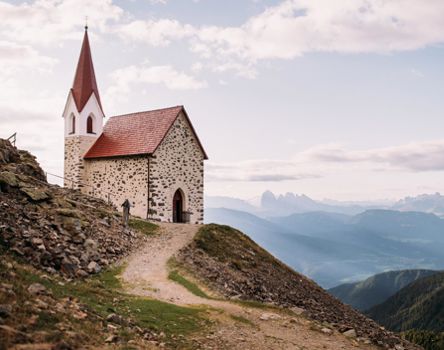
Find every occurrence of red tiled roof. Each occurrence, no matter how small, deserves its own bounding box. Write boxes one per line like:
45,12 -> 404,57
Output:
71,28 -> 104,114
84,106 -> 208,159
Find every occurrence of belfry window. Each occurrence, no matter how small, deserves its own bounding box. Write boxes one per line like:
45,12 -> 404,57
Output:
70,115 -> 75,134
87,116 -> 94,134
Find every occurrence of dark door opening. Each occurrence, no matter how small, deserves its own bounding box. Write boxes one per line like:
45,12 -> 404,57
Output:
173,189 -> 183,223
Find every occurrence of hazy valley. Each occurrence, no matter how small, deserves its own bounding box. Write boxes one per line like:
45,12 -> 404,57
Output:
205,195 -> 444,288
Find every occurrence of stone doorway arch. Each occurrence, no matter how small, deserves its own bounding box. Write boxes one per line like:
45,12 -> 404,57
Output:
173,189 -> 184,223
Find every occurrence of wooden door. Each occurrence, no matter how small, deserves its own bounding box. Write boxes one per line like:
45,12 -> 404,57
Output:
173,190 -> 183,223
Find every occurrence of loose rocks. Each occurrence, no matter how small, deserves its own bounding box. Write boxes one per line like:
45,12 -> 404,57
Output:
0,139 -> 147,279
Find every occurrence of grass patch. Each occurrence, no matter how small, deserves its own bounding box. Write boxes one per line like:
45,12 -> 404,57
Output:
194,224 -> 284,271
63,267 -> 205,339
124,297 -> 203,335
229,314 -> 254,326
168,270 -> 211,299
1,255 -> 207,347
129,218 -> 158,236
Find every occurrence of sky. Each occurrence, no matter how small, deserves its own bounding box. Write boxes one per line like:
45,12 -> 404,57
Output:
1,0 -> 444,202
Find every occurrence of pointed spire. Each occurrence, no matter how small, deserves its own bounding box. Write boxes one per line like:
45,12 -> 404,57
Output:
71,27 -> 104,115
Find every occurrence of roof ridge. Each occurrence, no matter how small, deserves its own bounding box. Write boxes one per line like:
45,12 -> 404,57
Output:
110,105 -> 183,119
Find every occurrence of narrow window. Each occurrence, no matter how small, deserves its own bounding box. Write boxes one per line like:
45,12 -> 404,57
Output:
87,116 -> 94,134
70,115 -> 76,134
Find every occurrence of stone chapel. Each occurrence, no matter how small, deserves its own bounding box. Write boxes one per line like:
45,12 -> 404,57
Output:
63,27 -> 207,224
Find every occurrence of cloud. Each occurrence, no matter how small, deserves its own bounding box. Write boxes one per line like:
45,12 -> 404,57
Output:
116,0 -> 444,77
0,41 -> 56,74
0,41 -> 60,115
206,140 -> 444,183
304,140 -> 444,172
117,19 -> 194,47
106,63 -> 207,102
194,0 -> 444,61
0,0 -> 122,46
206,159 -> 321,182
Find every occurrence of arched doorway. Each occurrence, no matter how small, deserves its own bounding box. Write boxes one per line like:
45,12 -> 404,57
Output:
173,189 -> 184,223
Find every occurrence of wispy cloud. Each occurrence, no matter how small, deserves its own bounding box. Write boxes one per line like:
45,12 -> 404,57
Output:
0,0 -> 122,46
304,141 -> 444,172
106,63 -> 207,103
207,140 -> 444,183
206,159 -> 321,182
116,0 -> 444,78
116,19 -> 194,47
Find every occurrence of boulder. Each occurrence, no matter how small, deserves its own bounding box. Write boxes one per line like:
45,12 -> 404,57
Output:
321,327 -> 332,335
343,329 -> 357,338
20,187 -> 50,202
0,139 -> 20,164
55,208 -> 83,219
0,171 -> 19,188
87,261 -> 101,274
290,306 -> 306,316
27,283 -> 47,295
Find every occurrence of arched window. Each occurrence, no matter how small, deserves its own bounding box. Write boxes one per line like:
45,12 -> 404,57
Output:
70,115 -> 76,134
87,115 -> 94,134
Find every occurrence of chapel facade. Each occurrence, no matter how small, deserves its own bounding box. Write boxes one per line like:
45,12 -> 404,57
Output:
63,27 -> 207,224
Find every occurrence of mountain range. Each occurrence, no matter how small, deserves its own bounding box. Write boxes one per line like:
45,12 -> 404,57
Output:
366,271 -> 444,332
328,268 -> 444,348
205,207 -> 444,288
328,269 -> 438,311
205,191 -> 444,217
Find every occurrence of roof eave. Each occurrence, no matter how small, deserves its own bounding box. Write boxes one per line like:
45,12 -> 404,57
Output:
84,151 -> 152,160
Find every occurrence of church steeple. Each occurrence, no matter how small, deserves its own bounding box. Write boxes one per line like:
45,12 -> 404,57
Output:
63,27 -> 105,189
71,27 -> 103,115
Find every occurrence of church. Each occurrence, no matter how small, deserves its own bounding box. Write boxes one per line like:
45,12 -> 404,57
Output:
63,27 -> 207,224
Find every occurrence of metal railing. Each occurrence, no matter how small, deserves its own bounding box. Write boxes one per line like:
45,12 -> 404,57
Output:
45,171 -> 114,205
7,133 -> 16,146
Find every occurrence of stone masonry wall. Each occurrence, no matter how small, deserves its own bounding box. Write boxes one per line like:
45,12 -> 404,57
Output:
83,156 -> 149,219
149,112 -> 205,224
64,136 -> 97,189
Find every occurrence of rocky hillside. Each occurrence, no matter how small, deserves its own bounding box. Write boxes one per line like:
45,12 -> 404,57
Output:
0,138 -> 145,278
0,139 -> 173,349
329,269 -> 438,311
0,140 -> 422,349
366,271 -> 444,332
177,224 -> 420,349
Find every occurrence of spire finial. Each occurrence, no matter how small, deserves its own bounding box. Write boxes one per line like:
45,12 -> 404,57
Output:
85,16 -> 88,31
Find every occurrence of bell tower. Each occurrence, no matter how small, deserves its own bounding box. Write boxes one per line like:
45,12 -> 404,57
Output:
63,26 -> 104,189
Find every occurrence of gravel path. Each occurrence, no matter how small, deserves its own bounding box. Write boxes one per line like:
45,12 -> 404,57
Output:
122,222 -> 377,350
122,223 -> 208,305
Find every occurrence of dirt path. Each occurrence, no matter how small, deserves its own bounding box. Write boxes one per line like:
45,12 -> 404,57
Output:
122,223 -> 377,350
122,223 -> 205,305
